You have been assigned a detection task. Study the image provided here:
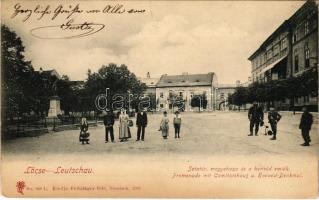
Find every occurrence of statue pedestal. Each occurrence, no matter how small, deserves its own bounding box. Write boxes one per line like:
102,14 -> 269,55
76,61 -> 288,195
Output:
47,96 -> 62,117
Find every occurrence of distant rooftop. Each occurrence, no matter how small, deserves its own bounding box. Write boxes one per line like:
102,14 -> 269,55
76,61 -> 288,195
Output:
37,68 -> 61,79
139,77 -> 159,87
218,84 -> 237,88
157,73 -> 215,87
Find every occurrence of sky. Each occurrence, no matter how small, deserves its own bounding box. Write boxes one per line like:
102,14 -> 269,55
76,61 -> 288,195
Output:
2,1 -> 304,84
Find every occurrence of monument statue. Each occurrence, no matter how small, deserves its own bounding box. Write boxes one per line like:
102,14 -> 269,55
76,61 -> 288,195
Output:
47,79 -> 62,118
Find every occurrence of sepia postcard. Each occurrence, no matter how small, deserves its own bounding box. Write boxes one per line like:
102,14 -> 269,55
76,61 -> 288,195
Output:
1,0 -> 318,198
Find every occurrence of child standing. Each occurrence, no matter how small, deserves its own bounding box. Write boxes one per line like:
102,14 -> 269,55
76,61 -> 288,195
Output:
79,117 -> 90,145
173,111 -> 182,138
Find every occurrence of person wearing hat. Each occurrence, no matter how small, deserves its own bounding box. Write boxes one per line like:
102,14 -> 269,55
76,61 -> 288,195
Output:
268,107 -> 281,140
104,109 -> 115,143
248,101 -> 264,136
136,108 -> 148,141
299,106 -> 313,146
173,111 -> 182,138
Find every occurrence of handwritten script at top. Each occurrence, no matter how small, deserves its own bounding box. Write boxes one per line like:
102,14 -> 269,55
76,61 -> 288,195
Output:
10,3 -> 146,39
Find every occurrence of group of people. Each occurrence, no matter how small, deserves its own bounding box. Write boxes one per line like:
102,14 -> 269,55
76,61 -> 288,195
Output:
79,109 -> 183,145
248,101 -> 314,146
79,103 -> 314,147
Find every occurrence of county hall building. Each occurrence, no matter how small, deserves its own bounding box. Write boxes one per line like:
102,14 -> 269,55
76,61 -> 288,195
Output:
248,0 -> 318,110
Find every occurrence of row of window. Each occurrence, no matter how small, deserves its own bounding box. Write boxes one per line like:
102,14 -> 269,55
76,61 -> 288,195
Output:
252,71 -> 285,83
253,42 -> 311,82
159,91 -> 209,98
294,42 -> 311,72
253,17 -> 315,71
252,38 -> 287,70
293,20 -> 311,43
295,96 -> 310,104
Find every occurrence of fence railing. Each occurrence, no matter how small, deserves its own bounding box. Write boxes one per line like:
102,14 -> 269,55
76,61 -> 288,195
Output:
3,115 -> 102,139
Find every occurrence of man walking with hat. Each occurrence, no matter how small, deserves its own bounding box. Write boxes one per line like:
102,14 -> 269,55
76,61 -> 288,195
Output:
136,108 -> 148,141
248,101 -> 264,136
104,109 -> 115,143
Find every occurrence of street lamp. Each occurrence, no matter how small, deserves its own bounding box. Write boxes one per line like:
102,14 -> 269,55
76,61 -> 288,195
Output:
127,90 -> 131,111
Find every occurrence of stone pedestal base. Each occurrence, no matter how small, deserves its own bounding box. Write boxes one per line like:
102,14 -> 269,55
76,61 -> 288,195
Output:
48,96 -> 62,118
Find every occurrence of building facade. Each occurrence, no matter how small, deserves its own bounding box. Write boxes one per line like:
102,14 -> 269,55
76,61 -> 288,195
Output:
217,80 -> 250,110
248,21 -> 290,83
248,0 -> 318,110
217,84 -> 236,110
155,73 -> 218,111
138,72 -> 159,96
290,1 -> 318,108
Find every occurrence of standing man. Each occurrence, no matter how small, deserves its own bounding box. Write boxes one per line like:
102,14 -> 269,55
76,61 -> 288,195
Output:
104,109 -> 115,143
136,108 -> 148,141
268,107 -> 281,140
248,101 -> 264,136
299,106 -> 313,146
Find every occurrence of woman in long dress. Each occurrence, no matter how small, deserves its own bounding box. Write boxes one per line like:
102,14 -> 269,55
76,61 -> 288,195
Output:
119,109 -> 131,142
160,111 -> 169,139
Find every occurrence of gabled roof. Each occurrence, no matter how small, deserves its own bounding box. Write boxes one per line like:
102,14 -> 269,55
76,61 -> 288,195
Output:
156,73 -> 215,87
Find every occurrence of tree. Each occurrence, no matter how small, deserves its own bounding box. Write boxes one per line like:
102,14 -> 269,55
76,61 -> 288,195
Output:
228,68 -> 318,112
231,86 -> 248,110
84,63 -> 147,112
148,93 -> 157,110
56,75 -> 77,115
1,25 -> 35,119
191,93 -> 207,112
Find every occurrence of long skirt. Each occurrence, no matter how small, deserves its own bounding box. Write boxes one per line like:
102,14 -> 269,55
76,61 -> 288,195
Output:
161,126 -> 169,137
119,126 -> 131,139
79,131 -> 90,142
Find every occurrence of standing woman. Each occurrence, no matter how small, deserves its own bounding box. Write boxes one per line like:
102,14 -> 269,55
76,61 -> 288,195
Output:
79,117 -> 90,145
119,109 -> 131,142
160,111 -> 169,139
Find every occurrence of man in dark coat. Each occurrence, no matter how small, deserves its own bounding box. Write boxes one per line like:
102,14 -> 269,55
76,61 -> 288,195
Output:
268,107 -> 281,140
104,109 -> 115,143
136,109 -> 148,141
299,106 -> 313,146
248,102 -> 264,136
